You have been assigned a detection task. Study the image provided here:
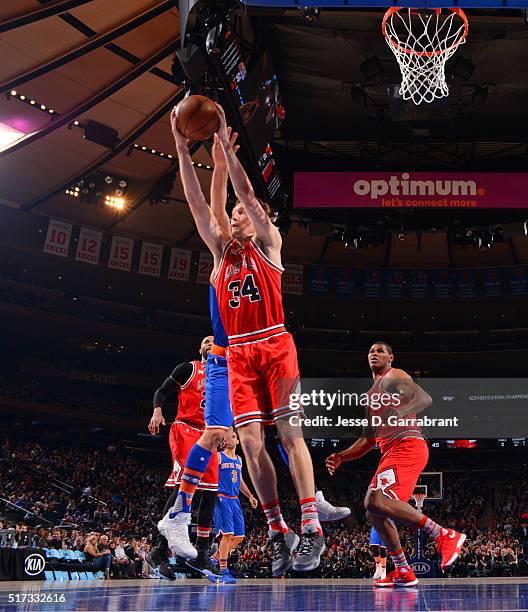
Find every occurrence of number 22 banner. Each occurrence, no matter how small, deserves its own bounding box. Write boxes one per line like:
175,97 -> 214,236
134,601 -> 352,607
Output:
75,227 -> 102,265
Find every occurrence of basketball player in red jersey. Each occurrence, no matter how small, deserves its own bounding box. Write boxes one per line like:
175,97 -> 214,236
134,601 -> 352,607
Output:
326,342 -> 466,587
147,336 -> 221,579
214,104 -> 324,574
168,105 -> 324,575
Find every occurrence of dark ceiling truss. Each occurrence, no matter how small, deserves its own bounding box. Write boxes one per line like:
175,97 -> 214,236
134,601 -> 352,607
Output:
285,139 -> 528,168
1,39 -> 180,159
0,0 -> 175,95
0,0 -> 96,34
22,89 -> 185,212
105,141 -> 201,231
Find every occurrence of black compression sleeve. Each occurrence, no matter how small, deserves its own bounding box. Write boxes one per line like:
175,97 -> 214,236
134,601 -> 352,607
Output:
152,362 -> 194,409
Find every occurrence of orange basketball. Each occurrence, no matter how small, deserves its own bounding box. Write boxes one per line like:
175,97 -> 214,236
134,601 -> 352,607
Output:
174,95 -> 220,140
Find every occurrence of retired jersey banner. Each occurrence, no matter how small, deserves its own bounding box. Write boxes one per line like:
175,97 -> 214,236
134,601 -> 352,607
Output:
385,270 -> 407,299
168,248 -> 191,282
294,172 -> 528,209
309,266 -> 331,295
364,270 -> 383,298
409,270 -> 429,298
108,235 -> 134,272
43,219 -> 72,257
197,252 -> 214,285
138,241 -> 163,277
432,270 -> 453,298
283,263 -> 304,295
336,268 -> 356,298
456,269 -> 477,299
507,266 -> 528,295
482,268 -> 503,297
75,227 -> 102,265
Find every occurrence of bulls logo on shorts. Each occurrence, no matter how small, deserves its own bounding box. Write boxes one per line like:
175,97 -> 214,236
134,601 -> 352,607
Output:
375,468 -> 397,497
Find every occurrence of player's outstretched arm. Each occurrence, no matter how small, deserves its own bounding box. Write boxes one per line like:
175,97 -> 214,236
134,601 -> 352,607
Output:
149,362 -> 193,435
326,438 -> 375,475
215,104 -> 281,250
210,130 -> 239,242
385,369 -> 432,417
170,108 -> 223,259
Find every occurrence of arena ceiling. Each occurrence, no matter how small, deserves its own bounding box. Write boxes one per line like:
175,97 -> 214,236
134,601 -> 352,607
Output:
1,1 -> 528,269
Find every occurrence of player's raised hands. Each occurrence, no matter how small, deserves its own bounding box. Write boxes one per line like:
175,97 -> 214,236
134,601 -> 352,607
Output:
170,106 -> 189,149
325,452 -> 343,475
212,128 -> 239,167
214,103 -> 231,145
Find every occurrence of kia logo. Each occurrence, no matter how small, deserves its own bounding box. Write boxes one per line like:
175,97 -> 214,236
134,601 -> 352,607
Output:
411,562 -> 430,574
24,553 -> 45,576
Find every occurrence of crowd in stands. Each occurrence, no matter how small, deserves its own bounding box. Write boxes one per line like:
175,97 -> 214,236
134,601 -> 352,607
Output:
1,430 -> 528,579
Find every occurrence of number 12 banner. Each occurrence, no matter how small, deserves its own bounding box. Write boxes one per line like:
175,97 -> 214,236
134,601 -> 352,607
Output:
75,227 -> 102,265
138,241 -> 163,277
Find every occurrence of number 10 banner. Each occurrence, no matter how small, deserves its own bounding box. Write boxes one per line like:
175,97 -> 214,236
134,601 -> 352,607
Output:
43,219 -> 72,257
138,241 -> 163,277
75,227 -> 102,265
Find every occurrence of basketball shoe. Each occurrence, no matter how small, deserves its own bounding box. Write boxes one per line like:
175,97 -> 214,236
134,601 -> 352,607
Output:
374,568 -> 418,588
436,529 -> 466,569
373,563 -> 386,580
292,527 -> 326,572
315,490 -> 351,522
269,530 -> 300,577
157,510 -> 197,559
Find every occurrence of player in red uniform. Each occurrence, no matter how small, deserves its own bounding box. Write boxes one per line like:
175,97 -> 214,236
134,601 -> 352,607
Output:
167,105 -> 323,575
213,104 -> 325,575
326,342 -> 466,587
147,336 -> 220,579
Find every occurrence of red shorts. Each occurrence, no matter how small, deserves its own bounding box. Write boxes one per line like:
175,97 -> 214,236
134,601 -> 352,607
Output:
227,333 -> 300,427
368,438 -> 429,502
165,421 -> 218,490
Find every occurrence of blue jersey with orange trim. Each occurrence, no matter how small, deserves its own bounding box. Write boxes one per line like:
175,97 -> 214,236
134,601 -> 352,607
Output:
209,283 -> 228,348
218,451 -> 242,497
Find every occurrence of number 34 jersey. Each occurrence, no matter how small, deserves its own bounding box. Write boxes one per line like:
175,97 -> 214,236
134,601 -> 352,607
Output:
213,239 -> 287,346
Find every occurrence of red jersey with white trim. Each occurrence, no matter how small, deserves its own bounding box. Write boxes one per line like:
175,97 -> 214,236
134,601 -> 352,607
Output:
367,367 -> 423,454
176,360 -> 205,428
214,239 -> 287,346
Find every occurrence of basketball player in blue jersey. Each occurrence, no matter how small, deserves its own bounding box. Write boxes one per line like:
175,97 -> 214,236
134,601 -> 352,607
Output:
213,429 -> 258,584
157,129 -> 240,574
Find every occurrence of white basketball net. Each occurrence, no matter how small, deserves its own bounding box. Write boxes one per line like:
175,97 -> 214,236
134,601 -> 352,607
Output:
383,8 -> 468,105
412,493 -> 427,511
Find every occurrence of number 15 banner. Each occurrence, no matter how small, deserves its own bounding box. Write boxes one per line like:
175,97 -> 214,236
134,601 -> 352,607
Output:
138,241 -> 163,277
75,227 -> 102,265
108,235 -> 134,272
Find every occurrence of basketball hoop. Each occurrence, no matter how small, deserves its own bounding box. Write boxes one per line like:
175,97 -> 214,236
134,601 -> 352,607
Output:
412,492 -> 427,512
382,7 -> 469,105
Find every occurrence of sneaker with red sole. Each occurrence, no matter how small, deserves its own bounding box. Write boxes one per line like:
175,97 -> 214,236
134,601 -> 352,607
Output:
437,529 -> 467,569
373,568 -> 419,588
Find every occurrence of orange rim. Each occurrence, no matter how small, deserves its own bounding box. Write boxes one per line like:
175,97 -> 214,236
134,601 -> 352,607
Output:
382,7 -> 468,58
